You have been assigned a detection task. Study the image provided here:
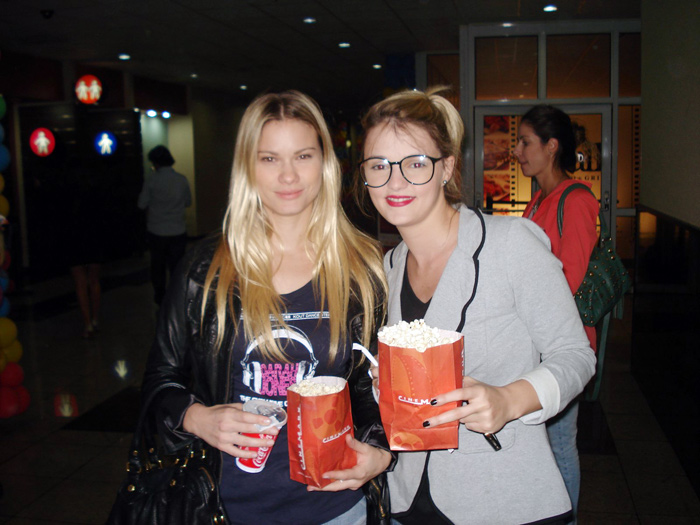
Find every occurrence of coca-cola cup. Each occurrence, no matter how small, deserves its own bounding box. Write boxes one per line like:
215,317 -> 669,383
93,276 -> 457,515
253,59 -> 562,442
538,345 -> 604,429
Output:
235,400 -> 288,474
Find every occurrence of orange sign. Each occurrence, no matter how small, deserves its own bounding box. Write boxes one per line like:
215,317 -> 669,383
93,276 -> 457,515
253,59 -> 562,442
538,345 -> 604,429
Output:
75,74 -> 102,104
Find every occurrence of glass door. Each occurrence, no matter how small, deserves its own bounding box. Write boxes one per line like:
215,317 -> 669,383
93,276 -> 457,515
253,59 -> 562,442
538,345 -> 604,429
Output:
474,105 -> 613,232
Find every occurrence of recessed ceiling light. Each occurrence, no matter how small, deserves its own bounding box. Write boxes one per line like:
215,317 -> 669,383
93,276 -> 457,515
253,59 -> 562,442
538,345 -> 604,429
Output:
303,17 -> 316,24
118,53 -> 131,61
372,64 -> 382,69
240,85 -> 248,90
133,107 -> 140,113
338,42 -> 350,48
543,4 -> 558,12
146,110 -> 157,118
162,111 -> 171,119
190,73 -> 198,79
502,23 -> 513,28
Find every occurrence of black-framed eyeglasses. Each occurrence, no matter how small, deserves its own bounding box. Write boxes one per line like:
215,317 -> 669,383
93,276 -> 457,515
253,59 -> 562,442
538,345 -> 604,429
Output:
359,155 -> 444,188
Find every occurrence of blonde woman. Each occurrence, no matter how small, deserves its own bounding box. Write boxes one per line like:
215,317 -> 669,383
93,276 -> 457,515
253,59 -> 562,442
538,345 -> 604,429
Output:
357,88 -> 595,524
143,91 -> 391,525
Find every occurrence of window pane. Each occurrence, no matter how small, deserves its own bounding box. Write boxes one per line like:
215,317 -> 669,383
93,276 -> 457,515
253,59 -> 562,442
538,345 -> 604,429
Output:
547,34 -> 611,98
427,54 -> 460,109
619,33 -> 641,97
617,105 -> 641,208
476,36 -> 538,100
616,216 -> 635,263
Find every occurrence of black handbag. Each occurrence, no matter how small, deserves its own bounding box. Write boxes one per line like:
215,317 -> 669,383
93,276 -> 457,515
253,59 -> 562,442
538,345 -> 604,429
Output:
106,383 -> 229,525
558,183 -> 631,327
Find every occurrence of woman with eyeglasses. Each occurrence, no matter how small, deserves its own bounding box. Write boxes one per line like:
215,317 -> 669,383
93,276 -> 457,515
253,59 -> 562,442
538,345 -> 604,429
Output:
356,87 -> 595,524
141,91 -> 393,525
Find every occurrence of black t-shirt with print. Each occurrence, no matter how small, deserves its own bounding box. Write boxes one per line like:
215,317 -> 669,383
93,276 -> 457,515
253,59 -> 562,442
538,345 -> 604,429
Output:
220,280 -> 362,525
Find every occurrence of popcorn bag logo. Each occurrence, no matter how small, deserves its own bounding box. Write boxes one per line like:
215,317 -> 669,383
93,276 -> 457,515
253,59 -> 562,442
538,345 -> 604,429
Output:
287,377 -> 356,488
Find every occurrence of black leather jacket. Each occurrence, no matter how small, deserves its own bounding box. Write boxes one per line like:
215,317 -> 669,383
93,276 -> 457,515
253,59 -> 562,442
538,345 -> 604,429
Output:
142,238 -> 392,523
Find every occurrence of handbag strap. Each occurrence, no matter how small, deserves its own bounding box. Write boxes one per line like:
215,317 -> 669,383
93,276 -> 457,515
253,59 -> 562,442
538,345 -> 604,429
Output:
556,182 -> 609,241
126,382 -> 187,472
387,206 -> 485,333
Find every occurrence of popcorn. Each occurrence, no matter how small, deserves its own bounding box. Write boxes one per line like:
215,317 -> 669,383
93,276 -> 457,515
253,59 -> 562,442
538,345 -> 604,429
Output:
289,379 -> 344,396
377,319 -> 459,352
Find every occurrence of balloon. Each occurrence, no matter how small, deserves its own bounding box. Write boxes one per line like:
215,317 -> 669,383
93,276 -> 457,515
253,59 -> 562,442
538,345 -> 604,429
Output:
15,385 -> 30,413
0,95 -> 5,120
0,145 -> 9,172
0,195 -> 8,217
0,317 -> 17,347
0,297 -> 9,317
0,362 -> 23,386
2,339 -> 21,362
0,386 -> 19,418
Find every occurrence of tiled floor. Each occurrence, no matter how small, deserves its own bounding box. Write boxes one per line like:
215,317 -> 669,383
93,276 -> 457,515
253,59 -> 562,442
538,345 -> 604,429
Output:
0,254 -> 699,524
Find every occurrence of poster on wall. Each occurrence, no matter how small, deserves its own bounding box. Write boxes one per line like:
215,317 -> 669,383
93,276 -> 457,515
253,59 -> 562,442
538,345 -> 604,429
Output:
483,116 -> 513,204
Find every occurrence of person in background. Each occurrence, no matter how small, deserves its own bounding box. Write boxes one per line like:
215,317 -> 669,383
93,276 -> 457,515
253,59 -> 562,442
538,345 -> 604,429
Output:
515,104 -> 599,522
65,160 -> 106,339
138,145 -> 192,305
142,91 -> 392,525
357,87 -> 596,524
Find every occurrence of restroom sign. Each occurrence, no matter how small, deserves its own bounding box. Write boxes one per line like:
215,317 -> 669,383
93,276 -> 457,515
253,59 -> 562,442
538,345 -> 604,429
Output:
94,131 -> 117,156
29,128 -> 56,157
75,74 -> 102,104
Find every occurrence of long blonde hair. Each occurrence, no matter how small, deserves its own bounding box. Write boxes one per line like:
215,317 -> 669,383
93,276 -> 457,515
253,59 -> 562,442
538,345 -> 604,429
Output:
359,86 -> 464,206
202,91 -> 386,361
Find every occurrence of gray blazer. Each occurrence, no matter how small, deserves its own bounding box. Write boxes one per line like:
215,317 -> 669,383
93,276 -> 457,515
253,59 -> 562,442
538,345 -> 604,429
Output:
385,205 -> 596,524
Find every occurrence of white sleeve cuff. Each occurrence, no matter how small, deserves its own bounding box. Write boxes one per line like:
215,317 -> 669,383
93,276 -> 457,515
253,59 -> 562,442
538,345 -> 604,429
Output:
518,367 -> 561,425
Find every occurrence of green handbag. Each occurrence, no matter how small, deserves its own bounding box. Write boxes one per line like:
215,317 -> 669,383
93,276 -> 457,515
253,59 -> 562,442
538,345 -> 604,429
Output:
557,183 -> 631,327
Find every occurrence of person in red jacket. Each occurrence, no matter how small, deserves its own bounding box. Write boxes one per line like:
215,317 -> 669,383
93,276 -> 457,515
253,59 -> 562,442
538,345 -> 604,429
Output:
515,104 -> 598,524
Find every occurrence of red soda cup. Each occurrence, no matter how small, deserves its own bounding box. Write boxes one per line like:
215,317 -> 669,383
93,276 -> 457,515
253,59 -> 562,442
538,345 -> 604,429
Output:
235,400 -> 287,473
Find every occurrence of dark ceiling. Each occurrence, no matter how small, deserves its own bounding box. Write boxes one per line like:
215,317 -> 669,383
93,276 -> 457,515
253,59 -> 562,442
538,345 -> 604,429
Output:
0,0 -> 640,111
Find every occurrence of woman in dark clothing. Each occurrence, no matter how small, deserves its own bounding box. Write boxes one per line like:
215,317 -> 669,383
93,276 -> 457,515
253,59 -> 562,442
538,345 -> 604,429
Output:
142,91 -> 391,525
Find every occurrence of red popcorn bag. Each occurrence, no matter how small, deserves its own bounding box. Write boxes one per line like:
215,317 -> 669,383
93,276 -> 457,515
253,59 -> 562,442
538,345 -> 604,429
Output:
287,376 -> 357,488
378,320 -> 464,451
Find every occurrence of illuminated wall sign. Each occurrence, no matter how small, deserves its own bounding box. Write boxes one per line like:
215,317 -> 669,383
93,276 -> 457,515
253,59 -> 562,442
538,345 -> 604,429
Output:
75,74 -> 102,104
94,131 -> 117,156
29,128 -> 56,157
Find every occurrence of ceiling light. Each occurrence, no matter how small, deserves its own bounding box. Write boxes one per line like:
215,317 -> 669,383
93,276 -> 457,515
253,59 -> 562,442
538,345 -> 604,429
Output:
118,53 -> 131,61
190,73 -> 198,79
372,64 -> 382,69
502,23 -> 513,28
240,85 -> 248,90
303,17 -> 316,24
338,42 -> 350,48
133,107 -> 140,113
146,110 -> 157,117
162,111 -> 171,119
543,4 -> 558,12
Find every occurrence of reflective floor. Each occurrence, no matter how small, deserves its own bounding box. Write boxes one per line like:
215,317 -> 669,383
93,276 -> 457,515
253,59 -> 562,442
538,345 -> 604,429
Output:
0,253 -> 699,524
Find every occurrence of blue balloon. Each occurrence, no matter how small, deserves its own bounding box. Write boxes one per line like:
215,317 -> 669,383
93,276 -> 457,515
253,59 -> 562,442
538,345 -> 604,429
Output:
0,297 -> 10,317
0,144 -> 9,172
